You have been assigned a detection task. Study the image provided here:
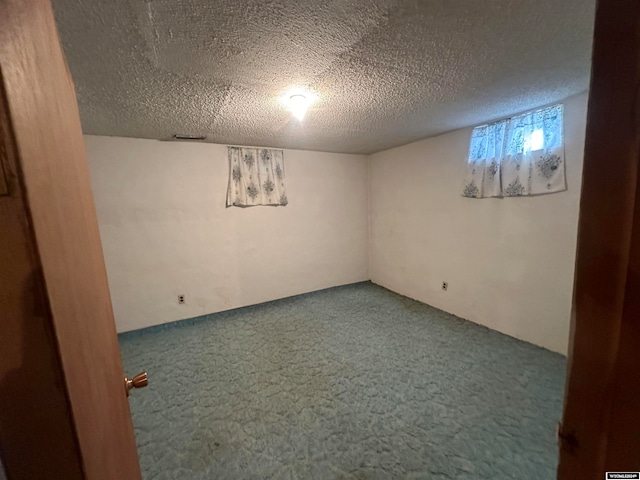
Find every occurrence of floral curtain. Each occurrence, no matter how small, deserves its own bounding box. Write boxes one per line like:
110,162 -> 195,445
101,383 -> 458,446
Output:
462,104 -> 565,198
462,120 -> 507,198
226,146 -> 287,207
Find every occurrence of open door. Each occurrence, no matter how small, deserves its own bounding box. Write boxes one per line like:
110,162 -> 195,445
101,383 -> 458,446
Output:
0,1 -> 142,478
558,0 -> 640,478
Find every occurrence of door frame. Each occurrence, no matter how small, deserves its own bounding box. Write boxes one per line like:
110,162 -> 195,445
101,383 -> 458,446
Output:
558,0 -> 640,477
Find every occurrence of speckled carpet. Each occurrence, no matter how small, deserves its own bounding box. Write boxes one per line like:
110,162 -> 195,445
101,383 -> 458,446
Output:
119,282 -> 566,480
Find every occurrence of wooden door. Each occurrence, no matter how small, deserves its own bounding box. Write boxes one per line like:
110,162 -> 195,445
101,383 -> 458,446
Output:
558,0 -> 640,478
0,1 -> 142,479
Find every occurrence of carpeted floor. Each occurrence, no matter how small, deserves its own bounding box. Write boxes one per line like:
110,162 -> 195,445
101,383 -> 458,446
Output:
119,282 -> 566,480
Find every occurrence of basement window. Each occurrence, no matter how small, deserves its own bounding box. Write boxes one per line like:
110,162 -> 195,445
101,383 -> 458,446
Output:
462,104 -> 565,198
226,147 -> 288,207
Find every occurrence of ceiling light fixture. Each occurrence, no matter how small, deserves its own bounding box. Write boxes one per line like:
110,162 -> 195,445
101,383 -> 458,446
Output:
280,88 -> 317,122
288,94 -> 308,121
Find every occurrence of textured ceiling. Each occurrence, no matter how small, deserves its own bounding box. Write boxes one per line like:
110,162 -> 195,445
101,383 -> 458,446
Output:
52,0 -> 595,154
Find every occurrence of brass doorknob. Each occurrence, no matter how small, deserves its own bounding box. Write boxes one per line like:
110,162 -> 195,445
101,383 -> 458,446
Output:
124,372 -> 148,396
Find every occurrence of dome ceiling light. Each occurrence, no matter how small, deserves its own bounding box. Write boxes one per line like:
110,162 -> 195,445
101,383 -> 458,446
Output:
280,88 -> 317,122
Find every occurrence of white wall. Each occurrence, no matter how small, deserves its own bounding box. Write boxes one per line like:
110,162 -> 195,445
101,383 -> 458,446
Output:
85,136 -> 369,332
368,92 -> 588,355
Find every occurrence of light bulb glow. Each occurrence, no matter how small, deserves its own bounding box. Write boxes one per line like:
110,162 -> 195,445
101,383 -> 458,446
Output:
289,95 -> 307,120
525,129 -> 544,152
279,88 -> 317,122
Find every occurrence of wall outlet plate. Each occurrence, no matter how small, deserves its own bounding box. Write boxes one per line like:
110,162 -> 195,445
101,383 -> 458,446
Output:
178,294 -> 185,304
442,281 -> 448,291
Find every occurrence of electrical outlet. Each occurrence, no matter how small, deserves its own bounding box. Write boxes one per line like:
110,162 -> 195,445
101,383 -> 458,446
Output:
442,281 -> 448,291
178,294 -> 185,304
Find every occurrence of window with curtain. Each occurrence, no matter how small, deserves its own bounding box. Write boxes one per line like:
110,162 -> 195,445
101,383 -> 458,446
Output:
226,146 -> 288,207
462,104 -> 565,198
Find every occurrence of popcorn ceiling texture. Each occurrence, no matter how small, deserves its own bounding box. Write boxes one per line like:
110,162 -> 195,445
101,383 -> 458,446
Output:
119,283 -> 566,479
52,0 -> 595,154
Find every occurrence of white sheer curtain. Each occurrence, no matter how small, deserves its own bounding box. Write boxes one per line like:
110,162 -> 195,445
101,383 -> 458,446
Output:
462,104 -> 565,198
462,120 -> 506,198
226,146 -> 288,207
502,104 -> 565,196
